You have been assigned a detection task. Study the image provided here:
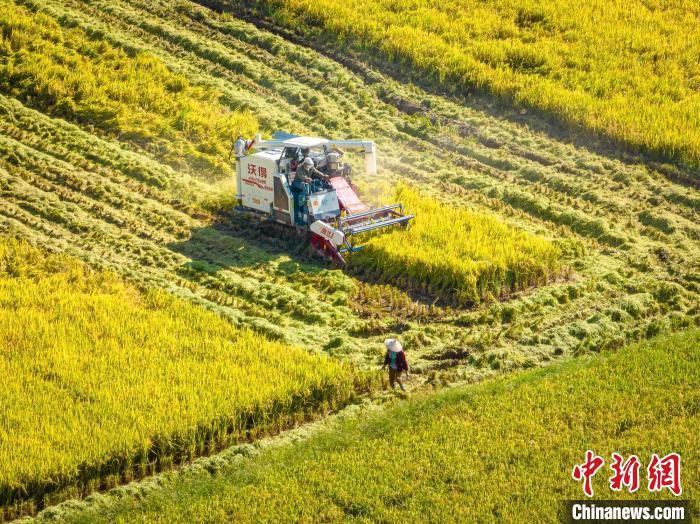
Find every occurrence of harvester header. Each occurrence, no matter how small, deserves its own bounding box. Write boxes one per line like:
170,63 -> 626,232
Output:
233,132 -> 413,265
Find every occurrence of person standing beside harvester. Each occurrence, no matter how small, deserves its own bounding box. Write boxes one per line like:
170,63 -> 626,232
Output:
382,338 -> 409,391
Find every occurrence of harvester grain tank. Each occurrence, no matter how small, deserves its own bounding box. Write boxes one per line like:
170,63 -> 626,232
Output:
233,132 -> 413,265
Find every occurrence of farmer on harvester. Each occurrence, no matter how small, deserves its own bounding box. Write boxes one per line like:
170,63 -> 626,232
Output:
297,156 -> 328,185
291,156 -> 328,223
382,338 -> 409,391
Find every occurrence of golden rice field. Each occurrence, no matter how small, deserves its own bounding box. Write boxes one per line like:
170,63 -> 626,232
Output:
232,0 -> 700,171
1,0 -> 699,518
353,184 -> 562,305
0,0 -> 257,178
42,329 -> 700,523
0,238 -> 360,517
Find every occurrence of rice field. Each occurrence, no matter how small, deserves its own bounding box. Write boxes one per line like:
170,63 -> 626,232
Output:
0,0 -> 563,307
40,329 -> 700,523
0,238 -> 361,518
353,184 -> 562,305
218,0 -> 700,172
0,0 -> 698,517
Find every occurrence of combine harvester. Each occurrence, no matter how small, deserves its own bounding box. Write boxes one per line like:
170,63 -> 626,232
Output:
232,132 -> 414,265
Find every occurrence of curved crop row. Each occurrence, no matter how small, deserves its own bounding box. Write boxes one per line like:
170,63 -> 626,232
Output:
215,0 -> 700,172
0,0 -> 257,178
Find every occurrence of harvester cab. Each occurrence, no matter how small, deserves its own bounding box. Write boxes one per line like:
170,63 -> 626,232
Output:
233,132 -> 413,265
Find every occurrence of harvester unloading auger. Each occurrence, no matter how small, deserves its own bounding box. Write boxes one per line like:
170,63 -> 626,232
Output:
232,132 -> 414,266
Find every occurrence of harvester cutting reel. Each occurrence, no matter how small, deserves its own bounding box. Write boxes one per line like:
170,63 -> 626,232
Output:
232,132 -> 414,266
310,202 -> 413,266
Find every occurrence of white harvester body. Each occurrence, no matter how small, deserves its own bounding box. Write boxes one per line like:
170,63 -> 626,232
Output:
238,149 -> 278,213
232,132 -> 412,265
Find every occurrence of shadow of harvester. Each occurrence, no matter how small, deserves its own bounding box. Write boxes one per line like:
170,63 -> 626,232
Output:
166,211 -> 332,281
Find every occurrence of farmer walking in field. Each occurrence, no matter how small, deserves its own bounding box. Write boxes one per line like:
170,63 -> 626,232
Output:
382,338 -> 408,391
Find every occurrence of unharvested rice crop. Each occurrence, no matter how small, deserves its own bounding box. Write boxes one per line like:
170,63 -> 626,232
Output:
0,238 -> 358,515
352,184 -> 561,305
222,0 -> 700,170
